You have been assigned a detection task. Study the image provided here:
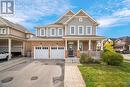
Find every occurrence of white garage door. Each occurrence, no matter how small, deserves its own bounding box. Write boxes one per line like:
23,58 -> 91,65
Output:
51,47 -> 64,59
34,46 -> 49,59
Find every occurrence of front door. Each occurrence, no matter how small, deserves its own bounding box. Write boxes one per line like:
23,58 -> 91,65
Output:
68,44 -> 74,57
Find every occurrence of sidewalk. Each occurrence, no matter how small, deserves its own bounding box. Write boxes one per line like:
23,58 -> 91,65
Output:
123,54 -> 130,60
0,57 -> 29,72
64,63 -> 86,87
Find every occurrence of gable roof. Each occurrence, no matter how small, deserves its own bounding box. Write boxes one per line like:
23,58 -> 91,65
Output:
0,17 -> 29,33
55,10 -> 74,23
65,10 -> 74,15
64,9 -> 99,25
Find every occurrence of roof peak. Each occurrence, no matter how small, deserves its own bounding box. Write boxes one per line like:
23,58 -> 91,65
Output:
65,10 -> 74,15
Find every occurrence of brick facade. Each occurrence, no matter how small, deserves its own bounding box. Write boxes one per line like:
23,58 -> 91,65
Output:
30,40 -> 97,58
31,41 -> 65,57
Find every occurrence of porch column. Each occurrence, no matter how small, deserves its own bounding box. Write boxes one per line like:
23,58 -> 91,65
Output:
101,40 -> 103,50
65,39 -> 68,58
65,39 -> 67,50
22,41 -> 25,56
8,38 -> 11,60
77,40 -> 79,50
77,40 -> 80,58
88,40 -> 91,50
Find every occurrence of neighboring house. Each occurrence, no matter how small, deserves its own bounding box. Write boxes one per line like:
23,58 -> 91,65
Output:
114,36 -> 130,53
0,17 -> 33,59
29,9 -> 105,59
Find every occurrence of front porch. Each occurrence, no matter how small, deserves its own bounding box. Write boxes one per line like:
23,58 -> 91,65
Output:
65,39 -> 103,58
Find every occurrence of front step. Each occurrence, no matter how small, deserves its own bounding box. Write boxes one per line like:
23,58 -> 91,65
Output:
65,58 -> 80,63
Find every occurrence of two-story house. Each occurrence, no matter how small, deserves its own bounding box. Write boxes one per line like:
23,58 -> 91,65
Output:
29,9 -> 105,59
114,36 -> 130,53
0,17 -> 33,59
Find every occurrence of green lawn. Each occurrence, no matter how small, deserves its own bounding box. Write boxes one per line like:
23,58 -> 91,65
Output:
78,61 -> 130,87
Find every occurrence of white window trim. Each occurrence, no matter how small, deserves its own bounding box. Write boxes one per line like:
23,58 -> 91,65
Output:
86,26 -> 92,35
78,25 -> 84,35
50,28 -> 56,36
40,28 -> 45,36
0,28 -> 6,34
58,28 -> 63,36
70,25 -> 75,35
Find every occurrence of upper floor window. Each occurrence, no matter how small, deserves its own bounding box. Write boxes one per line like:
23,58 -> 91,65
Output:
86,26 -> 92,35
0,28 -> 6,34
78,26 -> 84,35
40,28 -> 45,36
70,25 -> 75,35
50,28 -> 56,36
79,18 -> 83,22
58,28 -> 63,36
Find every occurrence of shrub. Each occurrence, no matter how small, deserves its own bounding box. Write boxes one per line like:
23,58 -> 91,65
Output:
80,53 -> 94,64
101,50 -> 124,66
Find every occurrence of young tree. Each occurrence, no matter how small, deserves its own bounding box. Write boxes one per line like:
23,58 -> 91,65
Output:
104,39 -> 115,52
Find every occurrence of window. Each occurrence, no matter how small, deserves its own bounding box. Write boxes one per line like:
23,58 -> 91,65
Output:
50,28 -> 56,36
0,28 -> 6,34
79,18 -> 83,22
40,28 -> 45,36
58,28 -> 63,36
86,26 -> 92,35
70,26 -> 75,35
78,26 -> 84,35
36,29 -> 40,36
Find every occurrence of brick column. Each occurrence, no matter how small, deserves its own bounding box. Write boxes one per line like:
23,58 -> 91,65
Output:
77,50 -> 80,58
65,50 -> 68,58
65,40 -> 68,58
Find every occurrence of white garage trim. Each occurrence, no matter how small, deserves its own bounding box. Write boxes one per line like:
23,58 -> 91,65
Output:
50,46 -> 65,59
34,46 -> 49,59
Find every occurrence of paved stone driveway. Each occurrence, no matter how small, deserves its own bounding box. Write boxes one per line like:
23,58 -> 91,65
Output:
64,63 -> 86,87
0,61 -> 61,87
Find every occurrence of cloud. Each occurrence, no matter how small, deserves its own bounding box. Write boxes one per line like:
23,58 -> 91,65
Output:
98,17 -> 120,27
98,8 -> 130,27
113,8 -> 130,17
0,0 -> 74,23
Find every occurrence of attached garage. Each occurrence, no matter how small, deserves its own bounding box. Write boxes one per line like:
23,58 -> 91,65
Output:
34,46 -> 49,59
34,46 -> 65,59
50,47 -> 64,59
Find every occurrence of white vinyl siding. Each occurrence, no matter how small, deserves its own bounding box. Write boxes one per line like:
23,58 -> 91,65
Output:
78,26 -> 84,35
40,28 -> 45,36
50,28 -> 56,36
0,28 -> 6,34
70,25 -> 75,35
86,26 -> 92,35
58,28 -> 63,36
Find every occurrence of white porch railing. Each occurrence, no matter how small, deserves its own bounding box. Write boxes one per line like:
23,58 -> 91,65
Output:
80,51 -> 101,59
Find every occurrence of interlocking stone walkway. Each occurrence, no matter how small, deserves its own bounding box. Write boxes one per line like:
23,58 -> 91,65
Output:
64,63 -> 86,87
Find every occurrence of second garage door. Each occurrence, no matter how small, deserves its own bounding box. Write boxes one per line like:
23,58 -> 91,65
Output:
50,47 -> 65,59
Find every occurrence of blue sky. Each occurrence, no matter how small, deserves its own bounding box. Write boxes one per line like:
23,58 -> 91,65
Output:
1,0 -> 130,38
